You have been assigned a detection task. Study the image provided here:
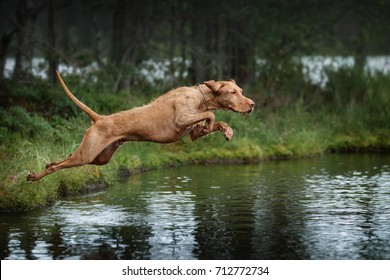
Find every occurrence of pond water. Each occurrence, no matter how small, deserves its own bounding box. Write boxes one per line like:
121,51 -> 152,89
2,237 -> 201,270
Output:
1,154 -> 390,260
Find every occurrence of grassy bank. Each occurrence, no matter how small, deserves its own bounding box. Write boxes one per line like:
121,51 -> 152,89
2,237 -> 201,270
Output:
1,68 -> 389,212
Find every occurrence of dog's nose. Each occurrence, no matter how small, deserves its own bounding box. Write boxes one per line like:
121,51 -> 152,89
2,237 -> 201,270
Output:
247,100 -> 255,112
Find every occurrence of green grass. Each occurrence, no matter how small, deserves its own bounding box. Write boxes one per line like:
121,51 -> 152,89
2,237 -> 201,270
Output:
1,67 -> 389,212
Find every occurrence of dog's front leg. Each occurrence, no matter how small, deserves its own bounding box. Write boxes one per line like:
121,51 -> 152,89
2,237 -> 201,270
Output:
175,111 -> 215,131
190,121 -> 233,141
218,122 -> 234,140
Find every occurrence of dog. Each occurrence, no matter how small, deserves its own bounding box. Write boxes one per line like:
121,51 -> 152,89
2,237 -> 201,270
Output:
27,71 -> 254,181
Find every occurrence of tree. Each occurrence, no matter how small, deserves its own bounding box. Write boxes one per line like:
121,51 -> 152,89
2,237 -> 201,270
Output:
0,32 -> 14,81
111,0 -> 159,93
46,0 -> 57,84
12,0 -> 44,81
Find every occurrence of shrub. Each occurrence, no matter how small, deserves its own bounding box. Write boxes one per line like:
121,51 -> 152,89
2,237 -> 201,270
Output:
0,106 -> 53,139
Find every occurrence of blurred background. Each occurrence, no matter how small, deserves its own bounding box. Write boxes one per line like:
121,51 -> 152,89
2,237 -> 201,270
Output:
1,0 -> 389,91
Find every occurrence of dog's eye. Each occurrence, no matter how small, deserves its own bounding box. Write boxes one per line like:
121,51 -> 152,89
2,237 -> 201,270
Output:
230,90 -> 236,94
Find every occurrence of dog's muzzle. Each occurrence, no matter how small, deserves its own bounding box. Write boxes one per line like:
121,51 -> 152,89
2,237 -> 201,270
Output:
247,101 -> 255,113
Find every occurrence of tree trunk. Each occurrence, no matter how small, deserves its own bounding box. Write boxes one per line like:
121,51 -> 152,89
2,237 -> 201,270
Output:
189,12 -> 206,83
111,0 -> 158,93
354,29 -> 366,74
13,0 -> 39,81
216,15 -> 224,81
177,3 -> 189,81
169,2 -> 178,83
111,0 -> 125,67
226,18 -> 254,85
0,32 -> 14,81
47,0 -> 57,84
111,0 -> 127,93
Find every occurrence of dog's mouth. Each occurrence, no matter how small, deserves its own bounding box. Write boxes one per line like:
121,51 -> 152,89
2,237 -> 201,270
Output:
232,107 -> 253,115
229,102 -> 254,114
240,108 -> 253,116
240,106 -> 254,115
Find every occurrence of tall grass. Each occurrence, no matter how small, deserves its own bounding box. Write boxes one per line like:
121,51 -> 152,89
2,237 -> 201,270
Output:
1,66 -> 389,212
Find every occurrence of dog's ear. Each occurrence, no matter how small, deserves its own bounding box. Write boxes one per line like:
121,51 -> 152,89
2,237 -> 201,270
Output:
204,80 -> 222,94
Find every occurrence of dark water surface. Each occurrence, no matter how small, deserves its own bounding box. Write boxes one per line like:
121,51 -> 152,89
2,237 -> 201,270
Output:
1,154 -> 390,260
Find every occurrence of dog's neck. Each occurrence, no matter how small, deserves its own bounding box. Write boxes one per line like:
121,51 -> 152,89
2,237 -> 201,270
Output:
197,84 -> 219,111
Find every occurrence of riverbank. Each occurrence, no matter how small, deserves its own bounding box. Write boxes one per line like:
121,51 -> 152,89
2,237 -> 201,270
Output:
1,69 -> 389,212
1,109 -> 389,213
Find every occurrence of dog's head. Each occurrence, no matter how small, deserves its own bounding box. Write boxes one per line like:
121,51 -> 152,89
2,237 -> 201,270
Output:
204,80 -> 255,113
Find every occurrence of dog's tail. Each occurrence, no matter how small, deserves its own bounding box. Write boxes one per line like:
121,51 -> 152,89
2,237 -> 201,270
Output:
55,70 -> 101,122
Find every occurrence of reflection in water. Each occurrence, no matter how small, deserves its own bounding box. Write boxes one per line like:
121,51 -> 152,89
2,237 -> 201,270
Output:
1,154 -> 390,260
303,169 -> 390,259
147,187 -> 197,259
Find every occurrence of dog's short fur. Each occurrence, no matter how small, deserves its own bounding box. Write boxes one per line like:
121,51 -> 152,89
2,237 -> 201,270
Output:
27,71 -> 255,181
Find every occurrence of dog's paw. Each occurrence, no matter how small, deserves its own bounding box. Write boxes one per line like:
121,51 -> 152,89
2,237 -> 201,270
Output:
223,127 -> 233,141
26,173 -> 37,181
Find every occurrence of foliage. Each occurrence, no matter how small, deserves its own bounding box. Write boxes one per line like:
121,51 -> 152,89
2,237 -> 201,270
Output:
2,0 -> 390,87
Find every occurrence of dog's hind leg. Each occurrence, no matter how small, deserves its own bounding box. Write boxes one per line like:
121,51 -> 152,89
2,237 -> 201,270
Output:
27,127 -> 119,181
27,153 -> 88,181
90,140 -> 124,165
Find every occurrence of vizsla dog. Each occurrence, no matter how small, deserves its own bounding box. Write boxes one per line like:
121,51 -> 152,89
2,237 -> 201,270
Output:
27,71 -> 254,181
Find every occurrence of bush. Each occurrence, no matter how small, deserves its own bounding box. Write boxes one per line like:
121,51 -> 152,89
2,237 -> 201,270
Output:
0,106 -> 53,139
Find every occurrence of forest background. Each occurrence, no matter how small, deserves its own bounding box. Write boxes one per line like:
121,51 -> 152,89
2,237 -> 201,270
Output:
0,0 -> 389,212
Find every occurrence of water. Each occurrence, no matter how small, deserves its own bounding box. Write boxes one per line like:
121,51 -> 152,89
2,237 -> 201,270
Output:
1,154 -> 389,260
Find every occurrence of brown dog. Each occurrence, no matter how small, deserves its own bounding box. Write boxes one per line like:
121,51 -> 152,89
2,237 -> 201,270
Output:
27,71 -> 254,181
